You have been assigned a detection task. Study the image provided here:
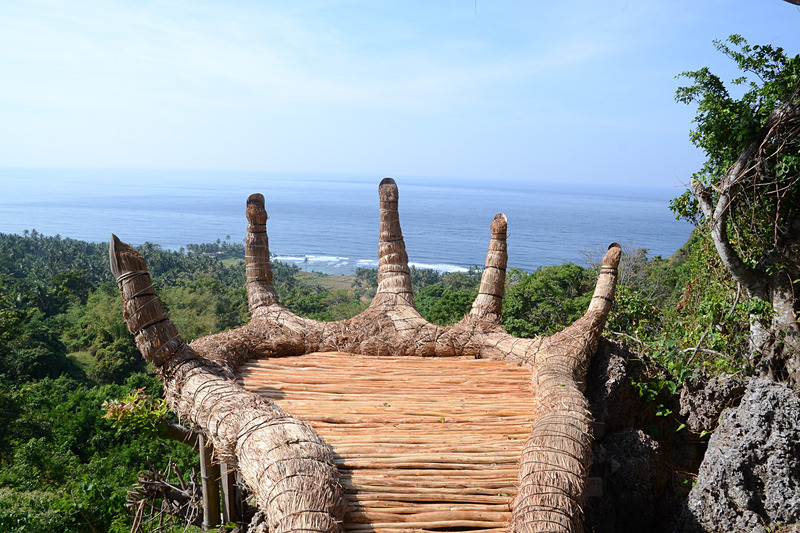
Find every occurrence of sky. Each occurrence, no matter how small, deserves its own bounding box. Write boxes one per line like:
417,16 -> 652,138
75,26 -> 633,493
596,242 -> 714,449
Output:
1,0 -> 799,188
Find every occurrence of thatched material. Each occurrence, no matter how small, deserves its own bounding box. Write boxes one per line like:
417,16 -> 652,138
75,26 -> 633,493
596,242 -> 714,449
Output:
511,245 -> 621,533
470,213 -> 508,323
376,177 -> 415,307
245,193 -> 280,310
110,236 -> 345,533
110,177 -> 621,533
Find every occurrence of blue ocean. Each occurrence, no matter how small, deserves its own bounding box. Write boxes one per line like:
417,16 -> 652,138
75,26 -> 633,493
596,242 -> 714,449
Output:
0,169 -> 693,275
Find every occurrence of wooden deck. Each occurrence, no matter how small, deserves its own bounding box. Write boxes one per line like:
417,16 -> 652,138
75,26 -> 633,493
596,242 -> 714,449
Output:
236,352 -> 534,533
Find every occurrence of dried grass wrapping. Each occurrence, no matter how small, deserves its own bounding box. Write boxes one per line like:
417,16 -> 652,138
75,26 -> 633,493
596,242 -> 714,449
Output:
110,176 -> 621,533
164,361 -> 346,533
111,236 -> 345,533
511,245 -> 621,533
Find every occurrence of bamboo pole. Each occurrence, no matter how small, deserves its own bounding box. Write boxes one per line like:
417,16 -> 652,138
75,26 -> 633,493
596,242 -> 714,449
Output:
220,462 -> 238,524
199,433 -> 221,530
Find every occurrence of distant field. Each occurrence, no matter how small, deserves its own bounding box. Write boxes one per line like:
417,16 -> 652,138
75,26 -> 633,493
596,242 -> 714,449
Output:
298,271 -> 356,291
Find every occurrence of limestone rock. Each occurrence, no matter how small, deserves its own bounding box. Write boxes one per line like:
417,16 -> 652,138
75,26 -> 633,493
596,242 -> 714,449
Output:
676,379 -> 800,533
587,339 -> 651,432
679,370 -> 745,434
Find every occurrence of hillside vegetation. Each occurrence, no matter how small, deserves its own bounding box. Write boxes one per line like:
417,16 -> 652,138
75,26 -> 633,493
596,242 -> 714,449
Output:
0,226 -> 727,532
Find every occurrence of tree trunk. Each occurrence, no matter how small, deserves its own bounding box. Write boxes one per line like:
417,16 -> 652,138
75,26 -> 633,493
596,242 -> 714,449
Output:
771,277 -> 800,382
751,274 -> 800,381
689,95 -> 800,384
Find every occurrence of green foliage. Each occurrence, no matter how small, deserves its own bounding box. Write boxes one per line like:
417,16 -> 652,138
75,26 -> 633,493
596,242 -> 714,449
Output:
103,387 -> 170,437
42,270 -> 95,317
502,263 -> 593,337
0,232 -> 112,285
0,288 -> 72,384
673,35 -> 800,332
89,338 -> 142,385
0,233 -> 246,530
319,289 -> 369,320
674,35 -> 800,202
283,285 -> 368,321
352,267 -> 378,298
416,284 -> 476,325
184,236 -> 245,259
353,265 -> 482,298
406,266 -> 481,325
0,488 -> 83,533
666,231 -> 754,372
439,267 -> 483,292
632,377 -> 687,439
410,266 -> 444,292
603,235 -> 752,379
0,373 -> 196,532
54,281 -> 144,384
160,277 -> 248,341
604,245 -> 690,343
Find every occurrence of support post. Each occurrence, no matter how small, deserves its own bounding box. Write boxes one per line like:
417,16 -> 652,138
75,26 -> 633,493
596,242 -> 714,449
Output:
220,462 -> 239,524
199,432 -> 221,530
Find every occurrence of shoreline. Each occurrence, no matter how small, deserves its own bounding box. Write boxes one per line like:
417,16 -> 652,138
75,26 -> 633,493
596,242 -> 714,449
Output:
275,254 -> 472,276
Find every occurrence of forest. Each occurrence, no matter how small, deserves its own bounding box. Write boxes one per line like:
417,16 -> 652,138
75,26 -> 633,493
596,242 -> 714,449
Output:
0,224 -> 724,532
0,35 -> 798,532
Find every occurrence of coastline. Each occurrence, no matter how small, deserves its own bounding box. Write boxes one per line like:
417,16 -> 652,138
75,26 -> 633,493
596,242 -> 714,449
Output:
0,168 -> 694,274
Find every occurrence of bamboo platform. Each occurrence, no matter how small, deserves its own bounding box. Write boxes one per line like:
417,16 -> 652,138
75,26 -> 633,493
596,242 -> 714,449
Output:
236,352 -> 534,533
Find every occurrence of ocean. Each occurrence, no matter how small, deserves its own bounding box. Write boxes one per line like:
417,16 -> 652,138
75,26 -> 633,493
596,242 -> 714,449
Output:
0,168 -> 693,275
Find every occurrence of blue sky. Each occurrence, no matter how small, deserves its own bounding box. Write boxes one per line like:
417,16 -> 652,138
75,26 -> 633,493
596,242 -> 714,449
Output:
1,0 -> 799,187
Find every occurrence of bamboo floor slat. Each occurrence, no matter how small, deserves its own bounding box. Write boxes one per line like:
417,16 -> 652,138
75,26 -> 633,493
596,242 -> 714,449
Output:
236,352 -> 534,533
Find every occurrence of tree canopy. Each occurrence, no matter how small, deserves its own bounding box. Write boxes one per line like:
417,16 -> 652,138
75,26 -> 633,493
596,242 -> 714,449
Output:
673,35 -> 800,382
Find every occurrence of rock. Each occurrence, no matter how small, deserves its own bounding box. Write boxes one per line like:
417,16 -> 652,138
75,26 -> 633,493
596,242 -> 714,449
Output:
587,339 -> 651,432
585,340 -> 691,532
675,379 -> 800,533
679,370 -> 745,434
586,429 -> 673,532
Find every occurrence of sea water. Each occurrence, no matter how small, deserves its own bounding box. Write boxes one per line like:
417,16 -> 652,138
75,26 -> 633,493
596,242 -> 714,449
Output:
0,168 -> 693,275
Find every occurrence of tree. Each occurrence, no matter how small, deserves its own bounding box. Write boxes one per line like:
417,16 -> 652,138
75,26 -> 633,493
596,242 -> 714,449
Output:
502,263 -> 594,338
673,35 -> 800,382
416,284 -> 476,325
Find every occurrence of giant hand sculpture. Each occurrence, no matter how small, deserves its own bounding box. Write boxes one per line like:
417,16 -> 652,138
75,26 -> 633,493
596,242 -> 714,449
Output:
110,178 -> 620,533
